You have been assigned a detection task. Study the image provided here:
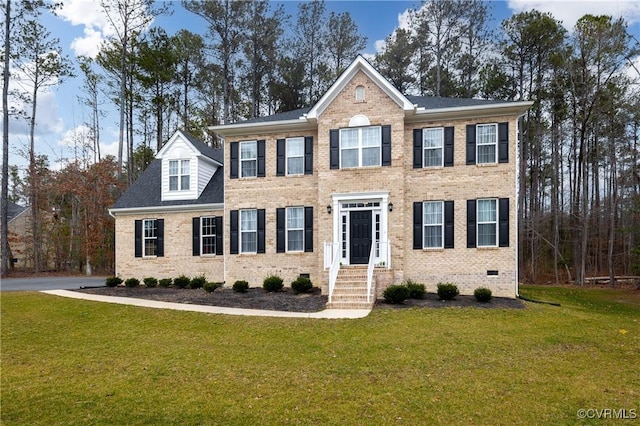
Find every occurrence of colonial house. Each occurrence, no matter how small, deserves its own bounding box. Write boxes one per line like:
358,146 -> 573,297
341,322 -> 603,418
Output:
110,56 -> 532,308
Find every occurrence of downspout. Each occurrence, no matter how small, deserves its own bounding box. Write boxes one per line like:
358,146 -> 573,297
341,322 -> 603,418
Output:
108,209 -> 117,277
515,112 -> 526,298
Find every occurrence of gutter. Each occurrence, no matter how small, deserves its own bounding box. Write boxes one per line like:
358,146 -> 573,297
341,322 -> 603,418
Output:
109,203 -> 224,216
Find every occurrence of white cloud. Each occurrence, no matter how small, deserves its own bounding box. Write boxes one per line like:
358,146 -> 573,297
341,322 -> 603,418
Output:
507,0 -> 640,30
70,27 -> 107,58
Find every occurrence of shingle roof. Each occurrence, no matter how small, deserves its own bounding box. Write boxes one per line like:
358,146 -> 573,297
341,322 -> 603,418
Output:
5,201 -> 26,222
406,95 -> 509,109
230,107 -> 312,125
111,157 -> 224,210
180,131 -> 223,163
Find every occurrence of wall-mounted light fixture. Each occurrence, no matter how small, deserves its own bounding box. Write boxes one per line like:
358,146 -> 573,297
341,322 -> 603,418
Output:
327,205 -> 332,214
388,202 -> 394,212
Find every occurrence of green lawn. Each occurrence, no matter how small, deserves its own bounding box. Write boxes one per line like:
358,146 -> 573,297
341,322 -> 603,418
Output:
2,285 -> 639,425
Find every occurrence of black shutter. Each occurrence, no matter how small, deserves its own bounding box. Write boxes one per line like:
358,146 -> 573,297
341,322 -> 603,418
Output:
257,209 -> 266,253
444,126 -> 454,167
466,125 -> 476,165
467,199 -> 476,248
215,216 -> 223,255
499,198 -> 509,247
304,136 -> 313,175
276,139 -> 285,176
156,219 -> 164,257
413,201 -> 423,249
257,139 -> 266,177
230,210 -> 238,254
330,129 -> 340,169
413,129 -> 423,169
498,122 -> 509,163
192,217 -> 200,256
230,142 -> 239,178
381,125 -> 391,166
444,200 -> 454,248
304,206 -> 313,252
276,208 -> 285,253
134,220 -> 142,258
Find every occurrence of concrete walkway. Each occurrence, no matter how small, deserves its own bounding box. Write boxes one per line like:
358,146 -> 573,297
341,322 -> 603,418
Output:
41,290 -> 372,319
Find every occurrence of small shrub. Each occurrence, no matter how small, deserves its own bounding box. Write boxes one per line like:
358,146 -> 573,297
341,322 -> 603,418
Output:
125,278 -> 140,288
143,277 -> 157,288
173,275 -> 190,289
158,278 -> 172,288
263,275 -> 284,292
405,280 -> 426,299
190,275 -> 206,289
437,282 -> 459,300
291,277 -> 313,294
204,282 -> 223,293
383,284 -> 410,304
474,287 -> 493,303
105,276 -> 122,287
233,280 -> 249,293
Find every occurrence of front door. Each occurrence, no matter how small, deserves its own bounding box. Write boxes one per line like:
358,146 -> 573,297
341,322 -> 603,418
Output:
349,210 -> 372,264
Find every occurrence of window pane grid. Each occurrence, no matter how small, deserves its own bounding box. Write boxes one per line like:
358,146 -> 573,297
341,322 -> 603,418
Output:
241,141 -> 257,177
143,219 -> 157,256
477,199 -> 497,246
477,124 -> 497,164
169,159 -> 189,190
423,128 -> 443,167
201,217 -> 216,255
240,210 -> 257,253
423,201 -> 443,248
286,207 -> 304,252
286,137 -> 304,175
340,126 -> 381,168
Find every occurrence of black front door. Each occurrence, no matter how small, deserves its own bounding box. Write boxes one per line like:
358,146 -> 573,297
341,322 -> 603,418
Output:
350,210 -> 372,264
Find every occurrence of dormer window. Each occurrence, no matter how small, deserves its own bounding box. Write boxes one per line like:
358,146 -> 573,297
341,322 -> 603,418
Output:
169,159 -> 190,191
355,85 -> 365,102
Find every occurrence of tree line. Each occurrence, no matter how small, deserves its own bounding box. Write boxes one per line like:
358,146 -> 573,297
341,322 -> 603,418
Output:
2,0 -> 639,284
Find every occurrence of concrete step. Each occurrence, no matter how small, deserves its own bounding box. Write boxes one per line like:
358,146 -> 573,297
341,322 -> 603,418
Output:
326,301 -> 374,309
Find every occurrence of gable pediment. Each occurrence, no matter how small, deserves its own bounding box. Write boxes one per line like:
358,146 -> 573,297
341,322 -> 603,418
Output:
306,56 -> 415,120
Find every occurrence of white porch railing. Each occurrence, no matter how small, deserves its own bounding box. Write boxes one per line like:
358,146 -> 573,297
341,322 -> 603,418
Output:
375,240 -> 391,269
366,243 -> 376,303
325,242 -> 341,303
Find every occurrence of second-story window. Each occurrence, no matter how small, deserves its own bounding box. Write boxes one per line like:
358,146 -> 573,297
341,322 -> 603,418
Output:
286,137 -> 304,175
169,159 -> 190,191
423,128 -> 444,167
340,126 -> 381,168
477,124 -> 497,164
240,141 -> 257,177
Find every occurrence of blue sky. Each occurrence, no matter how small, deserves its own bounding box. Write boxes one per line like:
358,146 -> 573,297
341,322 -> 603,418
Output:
5,0 -> 640,173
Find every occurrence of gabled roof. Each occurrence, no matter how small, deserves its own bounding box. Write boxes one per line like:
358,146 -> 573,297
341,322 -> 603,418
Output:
306,55 -> 414,119
110,155 -> 224,213
5,201 -> 26,222
157,129 -> 223,165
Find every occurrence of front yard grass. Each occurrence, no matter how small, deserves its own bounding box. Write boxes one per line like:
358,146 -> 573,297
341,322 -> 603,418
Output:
1,285 -> 639,425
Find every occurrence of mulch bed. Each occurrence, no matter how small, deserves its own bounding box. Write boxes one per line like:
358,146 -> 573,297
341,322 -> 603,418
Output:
74,285 -> 526,311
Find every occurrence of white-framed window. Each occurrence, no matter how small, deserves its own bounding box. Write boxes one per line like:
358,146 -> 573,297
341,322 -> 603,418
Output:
477,124 -> 497,164
423,201 -> 443,248
169,159 -> 190,191
240,141 -> 257,177
201,216 -> 217,255
286,137 -> 304,176
340,126 -> 381,168
423,127 -> 444,167
477,199 -> 497,247
240,209 -> 257,253
143,219 -> 158,256
286,207 -> 304,252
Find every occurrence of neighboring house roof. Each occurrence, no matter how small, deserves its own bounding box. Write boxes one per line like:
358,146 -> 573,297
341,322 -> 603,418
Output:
5,201 -> 26,223
110,156 -> 224,211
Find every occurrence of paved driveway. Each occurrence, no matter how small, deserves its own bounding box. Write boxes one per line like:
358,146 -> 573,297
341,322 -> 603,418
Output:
0,276 -> 106,292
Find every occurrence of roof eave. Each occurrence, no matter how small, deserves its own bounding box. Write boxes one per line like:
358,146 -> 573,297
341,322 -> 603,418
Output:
405,101 -> 534,122
109,203 -> 224,217
209,117 -> 316,138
